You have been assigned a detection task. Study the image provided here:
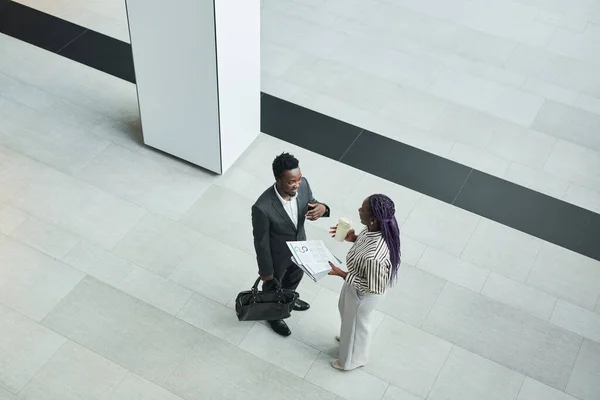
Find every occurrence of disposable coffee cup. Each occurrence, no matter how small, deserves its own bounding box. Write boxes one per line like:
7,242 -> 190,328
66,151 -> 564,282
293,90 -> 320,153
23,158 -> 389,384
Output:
334,217 -> 352,242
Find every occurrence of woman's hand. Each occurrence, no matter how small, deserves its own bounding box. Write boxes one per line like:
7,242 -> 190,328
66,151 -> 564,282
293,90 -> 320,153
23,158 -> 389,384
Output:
328,261 -> 347,279
329,226 -> 357,242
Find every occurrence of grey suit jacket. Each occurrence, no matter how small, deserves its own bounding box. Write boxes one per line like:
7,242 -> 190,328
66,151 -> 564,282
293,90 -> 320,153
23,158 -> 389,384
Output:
251,177 -> 330,277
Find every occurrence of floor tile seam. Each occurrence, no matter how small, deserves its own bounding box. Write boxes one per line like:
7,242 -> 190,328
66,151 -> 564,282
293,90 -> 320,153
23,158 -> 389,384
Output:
0,199 -> 30,237
423,342 -> 453,399
106,251 -> 214,310
475,278 -> 565,325
69,136 -> 113,175
0,384 -> 17,398
269,3 -> 339,34
15,337 -> 69,396
184,322 -> 342,399
39,267 -> 199,342
440,245 -> 495,293
6,138 -> 214,237
396,191 -> 424,230
563,337 -> 586,396
101,364 -> 130,399
342,0 -> 502,54
547,296 -> 561,325
55,28 -> 89,54
0,85 -> 115,140
398,195 -> 429,236
513,372 -> 527,400
99,139 -> 219,185
301,349 -> 321,380
378,384 -> 394,400
299,345 -> 392,395
523,245 -> 543,293
1,68 -> 136,122
541,24 -> 560,49
0,299 -> 73,379
377,383 -> 392,400
411,240 -> 427,267
169,222 -> 256,260
7,215 -> 83,259
234,320 -> 257,348
169,287 -> 195,317
540,134 -> 560,174
419,288 -> 593,391
0,143 -> 157,240
450,168 -> 474,205
270,325 -> 327,359
338,128 -> 364,162
457,214 -> 482,259
160,336 -> 221,400
173,222 -> 256,258
419,280 -> 447,330
476,269 -> 493,295
2,226 -> 89,281
447,262 -> 594,332
417,326 -> 563,398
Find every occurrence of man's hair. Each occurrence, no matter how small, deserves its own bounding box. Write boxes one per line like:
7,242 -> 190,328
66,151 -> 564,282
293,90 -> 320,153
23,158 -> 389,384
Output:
272,152 -> 299,179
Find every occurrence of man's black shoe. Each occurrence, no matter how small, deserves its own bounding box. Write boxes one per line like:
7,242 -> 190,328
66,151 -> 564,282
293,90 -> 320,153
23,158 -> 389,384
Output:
268,319 -> 291,336
293,299 -> 310,311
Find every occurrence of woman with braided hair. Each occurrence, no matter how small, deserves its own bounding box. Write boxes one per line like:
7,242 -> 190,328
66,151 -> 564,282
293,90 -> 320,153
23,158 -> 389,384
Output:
328,193 -> 401,371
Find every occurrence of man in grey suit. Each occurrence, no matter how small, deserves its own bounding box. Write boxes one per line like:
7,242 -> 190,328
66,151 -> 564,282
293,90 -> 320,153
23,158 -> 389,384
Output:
251,152 -> 330,336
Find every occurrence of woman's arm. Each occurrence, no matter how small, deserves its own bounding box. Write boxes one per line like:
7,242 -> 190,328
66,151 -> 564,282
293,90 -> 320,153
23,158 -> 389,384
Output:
342,259 -> 388,294
363,259 -> 388,294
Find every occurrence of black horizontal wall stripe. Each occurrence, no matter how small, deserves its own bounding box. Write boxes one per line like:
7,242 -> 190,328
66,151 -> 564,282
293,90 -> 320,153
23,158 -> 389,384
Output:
58,30 -> 136,83
2,0 -> 599,262
0,1 -> 86,53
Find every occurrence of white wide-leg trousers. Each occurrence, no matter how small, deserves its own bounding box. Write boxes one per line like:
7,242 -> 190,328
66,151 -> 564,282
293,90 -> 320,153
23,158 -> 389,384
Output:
337,281 -> 382,370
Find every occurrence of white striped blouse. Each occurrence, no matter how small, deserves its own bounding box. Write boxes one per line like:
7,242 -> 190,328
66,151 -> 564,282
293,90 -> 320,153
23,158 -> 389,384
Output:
345,229 -> 392,295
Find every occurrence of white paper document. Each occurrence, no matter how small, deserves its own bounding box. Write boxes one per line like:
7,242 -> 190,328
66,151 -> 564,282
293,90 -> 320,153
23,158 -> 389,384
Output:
287,240 -> 340,282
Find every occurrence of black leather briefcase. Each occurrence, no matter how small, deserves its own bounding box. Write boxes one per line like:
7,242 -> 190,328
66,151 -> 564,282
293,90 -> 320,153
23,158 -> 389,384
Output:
235,277 -> 298,321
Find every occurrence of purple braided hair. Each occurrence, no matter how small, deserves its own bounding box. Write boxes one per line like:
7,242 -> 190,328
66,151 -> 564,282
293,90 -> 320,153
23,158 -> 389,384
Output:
368,194 -> 401,283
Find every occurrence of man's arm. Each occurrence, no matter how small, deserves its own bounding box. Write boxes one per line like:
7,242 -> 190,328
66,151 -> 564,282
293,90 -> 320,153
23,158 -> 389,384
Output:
305,178 -> 330,219
251,204 -> 274,278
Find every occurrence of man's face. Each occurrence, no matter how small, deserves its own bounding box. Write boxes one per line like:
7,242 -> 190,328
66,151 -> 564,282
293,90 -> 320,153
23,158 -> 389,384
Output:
277,168 -> 302,197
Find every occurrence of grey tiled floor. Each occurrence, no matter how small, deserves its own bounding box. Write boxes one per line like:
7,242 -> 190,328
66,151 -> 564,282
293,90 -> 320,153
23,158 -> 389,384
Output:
1,0 -> 600,399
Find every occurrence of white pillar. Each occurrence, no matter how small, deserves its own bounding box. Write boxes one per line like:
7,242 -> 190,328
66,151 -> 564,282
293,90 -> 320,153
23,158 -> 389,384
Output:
125,0 -> 260,174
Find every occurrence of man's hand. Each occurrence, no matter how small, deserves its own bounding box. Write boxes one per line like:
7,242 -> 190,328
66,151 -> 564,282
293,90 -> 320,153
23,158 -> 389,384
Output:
306,203 -> 327,221
261,275 -> 274,281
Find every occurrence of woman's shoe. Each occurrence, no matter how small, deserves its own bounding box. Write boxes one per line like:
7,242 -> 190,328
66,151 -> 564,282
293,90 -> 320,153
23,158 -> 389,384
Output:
331,360 -> 344,370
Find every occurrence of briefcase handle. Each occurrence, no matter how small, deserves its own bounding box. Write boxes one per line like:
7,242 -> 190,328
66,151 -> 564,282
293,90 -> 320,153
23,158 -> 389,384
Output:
250,277 -> 286,303
251,276 -> 282,291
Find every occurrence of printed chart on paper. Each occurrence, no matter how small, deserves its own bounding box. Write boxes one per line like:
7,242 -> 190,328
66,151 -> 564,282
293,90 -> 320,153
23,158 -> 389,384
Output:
286,240 -> 339,281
